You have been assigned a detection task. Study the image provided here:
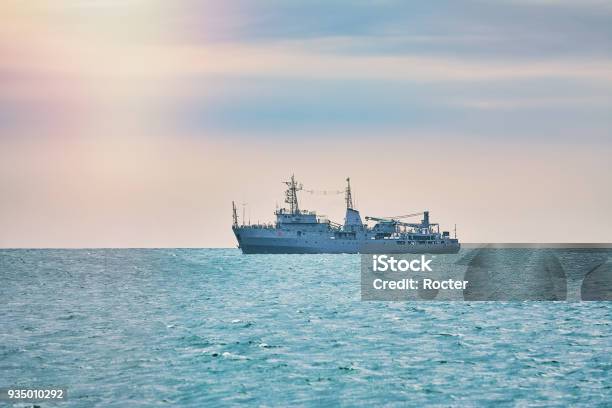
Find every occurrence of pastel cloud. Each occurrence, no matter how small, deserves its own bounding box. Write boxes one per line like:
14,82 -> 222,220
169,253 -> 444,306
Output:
1,0 -> 611,246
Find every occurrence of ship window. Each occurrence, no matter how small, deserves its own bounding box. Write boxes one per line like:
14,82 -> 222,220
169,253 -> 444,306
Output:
297,231 -> 302,236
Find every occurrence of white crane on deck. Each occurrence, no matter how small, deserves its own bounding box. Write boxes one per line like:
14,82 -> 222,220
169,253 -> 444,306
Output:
365,211 -> 439,233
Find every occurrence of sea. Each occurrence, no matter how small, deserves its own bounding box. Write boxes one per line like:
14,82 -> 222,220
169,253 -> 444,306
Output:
1,249 -> 610,407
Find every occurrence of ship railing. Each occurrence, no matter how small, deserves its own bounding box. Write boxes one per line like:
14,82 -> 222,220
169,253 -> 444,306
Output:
275,209 -> 317,216
240,223 -> 276,229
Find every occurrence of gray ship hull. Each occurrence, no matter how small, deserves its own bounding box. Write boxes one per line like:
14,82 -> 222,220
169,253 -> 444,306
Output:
235,227 -> 361,254
234,227 -> 459,254
241,244 -> 334,254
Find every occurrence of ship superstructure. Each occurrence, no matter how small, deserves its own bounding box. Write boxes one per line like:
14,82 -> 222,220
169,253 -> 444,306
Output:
232,175 -> 459,254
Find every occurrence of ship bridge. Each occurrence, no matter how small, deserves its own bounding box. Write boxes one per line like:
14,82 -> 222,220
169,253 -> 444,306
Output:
275,209 -> 319,225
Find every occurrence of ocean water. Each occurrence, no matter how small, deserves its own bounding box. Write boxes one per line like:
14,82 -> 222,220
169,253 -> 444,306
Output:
1,249 -> 610,407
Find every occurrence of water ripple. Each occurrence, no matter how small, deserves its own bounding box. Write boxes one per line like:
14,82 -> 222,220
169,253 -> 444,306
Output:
0,249 -> 610,406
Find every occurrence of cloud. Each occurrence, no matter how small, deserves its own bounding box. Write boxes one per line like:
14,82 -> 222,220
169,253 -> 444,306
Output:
177,0 -> 612,60
1,0 -> 611,246
179,42 -> 612,82
499,0 -> 612,9
452,96 -> 612,110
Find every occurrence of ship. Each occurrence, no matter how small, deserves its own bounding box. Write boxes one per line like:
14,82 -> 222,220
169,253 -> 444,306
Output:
232,175 -> 460,254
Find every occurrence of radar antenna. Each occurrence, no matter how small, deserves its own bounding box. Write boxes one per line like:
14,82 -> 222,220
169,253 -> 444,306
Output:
345,177 -> 354,209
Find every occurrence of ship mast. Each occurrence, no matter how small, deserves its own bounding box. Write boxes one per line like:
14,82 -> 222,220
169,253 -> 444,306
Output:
345,177 -> 354,209
284,174 -> 302,215
232,201 -> 238,227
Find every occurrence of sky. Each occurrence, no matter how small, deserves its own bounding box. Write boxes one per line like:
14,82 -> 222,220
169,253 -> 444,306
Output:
1,0 -> 611,247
